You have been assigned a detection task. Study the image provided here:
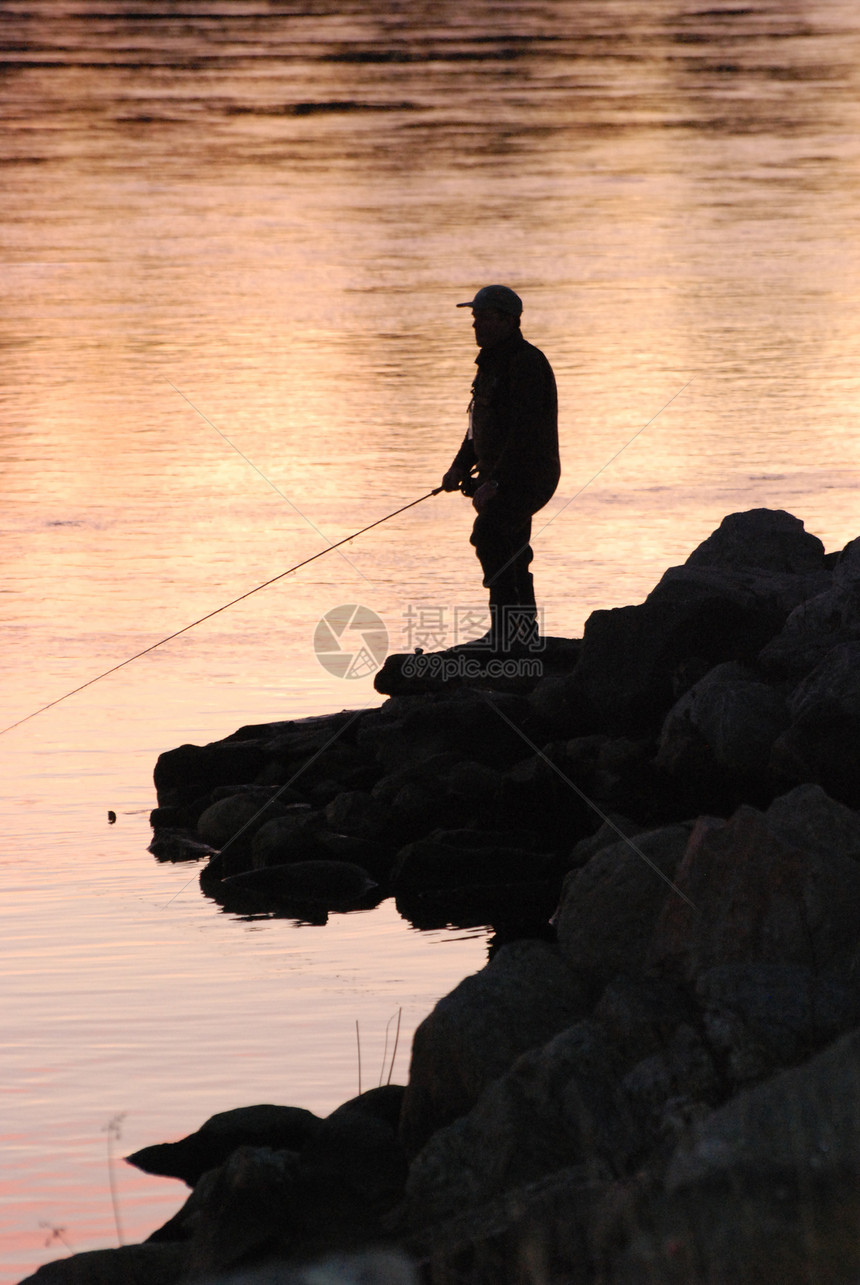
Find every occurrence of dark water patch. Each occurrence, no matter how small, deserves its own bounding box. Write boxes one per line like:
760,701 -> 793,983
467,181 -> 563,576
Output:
326,46 -> 544,65
225,99 -> 418,117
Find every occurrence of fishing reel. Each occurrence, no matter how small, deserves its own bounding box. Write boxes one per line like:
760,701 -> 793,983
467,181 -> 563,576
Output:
460,469 -> 481,498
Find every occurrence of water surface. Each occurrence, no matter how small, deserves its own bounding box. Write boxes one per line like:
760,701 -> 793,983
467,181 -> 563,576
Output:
3,1 -> 860,1278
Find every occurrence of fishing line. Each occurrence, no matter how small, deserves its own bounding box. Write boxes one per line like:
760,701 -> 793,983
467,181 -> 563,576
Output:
486,375 -> 696,591
168,382 -> 371,584
0,488 -> 441,737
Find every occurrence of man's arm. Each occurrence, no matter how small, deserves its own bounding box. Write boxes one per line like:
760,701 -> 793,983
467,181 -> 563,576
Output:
441,434 -> 477,491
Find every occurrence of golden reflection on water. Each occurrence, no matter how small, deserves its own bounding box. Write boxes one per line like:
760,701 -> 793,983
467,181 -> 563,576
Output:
4,0 -> 860,1277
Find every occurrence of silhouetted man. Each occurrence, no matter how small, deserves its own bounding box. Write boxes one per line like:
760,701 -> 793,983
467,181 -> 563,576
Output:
441,284 -> 560,649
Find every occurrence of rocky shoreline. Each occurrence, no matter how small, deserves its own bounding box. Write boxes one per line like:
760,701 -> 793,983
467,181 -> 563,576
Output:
23,508 -> 860,1284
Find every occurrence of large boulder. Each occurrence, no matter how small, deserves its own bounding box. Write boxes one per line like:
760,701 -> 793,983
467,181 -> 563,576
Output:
760,535 -> 860,677
390,835 -> 554,893
398,1020 -> 643,1231
765,781 -> 860,857
565,509 -> 827,737
219,861 -> 378,915
399,940 -> 593,1156
154,739 -> 270,810
554,824 -> 692,981
772,641 -> 860,805
666,1025 -> 860,1193
657,662 -> 790,779
696,962 -> 860,1086
126,1104 -> 322,1188
565,510 -> 828,737
196,793 -> 294,849
682,508 -> 826,575
647,798 -> 860,982
367,692 -> 537,773
18,1245 -> 185,1285
569,593 -> 775,734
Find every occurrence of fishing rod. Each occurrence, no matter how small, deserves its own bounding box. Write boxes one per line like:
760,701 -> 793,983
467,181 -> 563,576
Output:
0,487 -> 442,737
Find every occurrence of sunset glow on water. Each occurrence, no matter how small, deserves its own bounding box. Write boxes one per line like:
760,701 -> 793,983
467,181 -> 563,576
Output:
3,1 -> 860,1278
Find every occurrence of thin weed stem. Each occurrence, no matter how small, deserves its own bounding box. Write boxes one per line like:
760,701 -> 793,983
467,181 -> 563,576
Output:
387,1008 -> 402,1086
102,1113 -> 127,1245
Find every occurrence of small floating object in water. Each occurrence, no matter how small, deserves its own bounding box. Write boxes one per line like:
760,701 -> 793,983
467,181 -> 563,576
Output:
107,810 -> 116,824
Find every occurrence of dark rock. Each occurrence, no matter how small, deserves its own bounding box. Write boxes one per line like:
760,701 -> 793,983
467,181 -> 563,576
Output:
395,878 -> 558,935
527,671 -> 601,737
554,824 -> 692,981
592,976 -> 699,1067
439,757 -> 504,808
206,1251 -> 419,1283
764,781 -> 860,857
563,511 -> 828,736
126,1104 -> 323,1188
254,710 -> 369,758
666,1025 -> 860,1194
330,1084 -> 406,1133
383,778 -> 473,841
566,815 -> 641,872
370,752 -> 466,803
153,739 -> 269,810
788,639 -> 860,721
309,829 -> 395,879
658,662 -> 790,778
771,641 -> 860,805
405,1166 -> 599,1285
220,861 -> 377,912
683,508 -> 826,574
655,662 -> 791,813
374,637 -> 580,698
196,794 -> 294,875
250,809 -> 324,867
300,1107 -> 408,1215
147,828 -> 218,863
324,790 -> 390,839
149,803 -> 196,829
390,835 -> 553,893
595,1161 -> 860,1283
398,1020 -> 643,1231
370,692 -> 536,773
696,962 -> 860,1085
571,592 -> 778,735
650,559 -> 829,620
499,749 -> 593,845
620,1021 -> 722,1143
17,1243 -> 185,1284
760,571 -> 860,678
647,802 -> 860,982
399,940 -> 593,1156
208,781 -> 307,806
179,1145 -> 299,1279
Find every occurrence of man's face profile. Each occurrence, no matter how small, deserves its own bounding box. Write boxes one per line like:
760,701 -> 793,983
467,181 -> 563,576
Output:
472,307 -> 518,349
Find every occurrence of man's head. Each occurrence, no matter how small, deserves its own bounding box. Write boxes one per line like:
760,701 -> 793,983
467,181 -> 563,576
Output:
457,284 -> 522,350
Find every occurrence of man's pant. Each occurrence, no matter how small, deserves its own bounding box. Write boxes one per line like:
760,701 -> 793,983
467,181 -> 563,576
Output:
470,496 -> 537,646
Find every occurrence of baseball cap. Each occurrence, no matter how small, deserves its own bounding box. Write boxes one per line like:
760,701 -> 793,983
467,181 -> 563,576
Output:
456,284 -> 523,317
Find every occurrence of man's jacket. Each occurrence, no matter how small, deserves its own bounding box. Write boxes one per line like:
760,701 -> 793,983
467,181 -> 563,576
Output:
450,330 -> 560,512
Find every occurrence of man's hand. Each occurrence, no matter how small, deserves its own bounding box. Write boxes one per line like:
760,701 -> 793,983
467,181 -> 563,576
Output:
441,467 -> 465,493
472,480 -> 498,513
